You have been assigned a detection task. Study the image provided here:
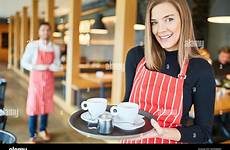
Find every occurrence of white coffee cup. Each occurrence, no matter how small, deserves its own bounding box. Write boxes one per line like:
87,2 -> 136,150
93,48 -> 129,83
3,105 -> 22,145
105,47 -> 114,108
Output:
110,102 -> 139,123
81,98 -> 107,119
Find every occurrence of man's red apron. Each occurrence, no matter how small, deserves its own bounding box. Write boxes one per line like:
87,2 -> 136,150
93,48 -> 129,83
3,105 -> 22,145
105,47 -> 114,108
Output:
26,47 -> 55,116
123,58 -> 189,144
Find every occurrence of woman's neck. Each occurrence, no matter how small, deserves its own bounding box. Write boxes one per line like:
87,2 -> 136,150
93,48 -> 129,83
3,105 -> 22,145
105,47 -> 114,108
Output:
165,44 -> 179,52
165,48 -> 178,52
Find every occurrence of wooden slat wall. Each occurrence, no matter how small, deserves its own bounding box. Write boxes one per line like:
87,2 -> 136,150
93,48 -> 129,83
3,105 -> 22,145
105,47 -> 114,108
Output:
111,0 -> 137,104
65,0 -> 81,106
13,12 -> 20,69
45,0 -> 55,41
8,16 -> 14,68
30,0 -> 39,41
20,6 -> 29,71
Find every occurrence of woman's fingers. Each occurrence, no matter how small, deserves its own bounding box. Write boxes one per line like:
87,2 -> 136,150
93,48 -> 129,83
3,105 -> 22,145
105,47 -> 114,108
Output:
126,129 -> 158,141
150,119 -> 164,135
125,120 -> 164,141
143,129 -> 158,138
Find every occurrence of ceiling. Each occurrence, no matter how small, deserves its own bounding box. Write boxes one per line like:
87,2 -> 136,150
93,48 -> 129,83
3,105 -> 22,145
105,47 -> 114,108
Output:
0,0 -> 100,18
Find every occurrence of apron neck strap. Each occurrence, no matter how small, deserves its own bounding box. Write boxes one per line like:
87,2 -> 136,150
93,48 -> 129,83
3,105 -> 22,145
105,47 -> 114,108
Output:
178,58 -> 189,79
37,40 -> 54,51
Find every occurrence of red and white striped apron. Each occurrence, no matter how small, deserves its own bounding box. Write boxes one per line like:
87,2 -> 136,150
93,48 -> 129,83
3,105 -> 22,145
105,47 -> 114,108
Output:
123,57 -> 189,144
26,46 -> 55,116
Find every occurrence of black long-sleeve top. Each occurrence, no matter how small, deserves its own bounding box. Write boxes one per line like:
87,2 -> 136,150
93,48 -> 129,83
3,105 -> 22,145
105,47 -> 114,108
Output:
124,46 -> 216,144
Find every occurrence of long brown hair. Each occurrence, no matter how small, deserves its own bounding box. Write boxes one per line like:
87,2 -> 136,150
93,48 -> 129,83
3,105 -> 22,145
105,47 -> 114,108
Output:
144,0 -> 201,71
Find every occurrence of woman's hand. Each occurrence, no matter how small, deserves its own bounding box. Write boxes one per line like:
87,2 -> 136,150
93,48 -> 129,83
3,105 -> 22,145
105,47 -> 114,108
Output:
150,119 -> 164,135
127,119 -> 165,141
128,129 -> 159,141
126,119 -> 181,141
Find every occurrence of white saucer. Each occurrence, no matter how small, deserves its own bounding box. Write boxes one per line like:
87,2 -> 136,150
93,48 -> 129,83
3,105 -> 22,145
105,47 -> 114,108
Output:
80,111 -> 111,123
113,115 -> 145,131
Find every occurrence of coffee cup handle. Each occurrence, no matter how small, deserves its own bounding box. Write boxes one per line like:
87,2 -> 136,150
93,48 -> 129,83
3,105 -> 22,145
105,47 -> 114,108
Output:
81,101 -> 88,111
110,106 -> 118,116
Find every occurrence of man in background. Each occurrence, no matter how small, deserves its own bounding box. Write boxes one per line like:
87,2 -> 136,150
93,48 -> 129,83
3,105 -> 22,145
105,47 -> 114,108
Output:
212,47 -> 230,81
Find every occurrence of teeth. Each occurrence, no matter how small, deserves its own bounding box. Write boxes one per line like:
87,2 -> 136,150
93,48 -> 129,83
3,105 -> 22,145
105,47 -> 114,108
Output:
160,35 -> 172,39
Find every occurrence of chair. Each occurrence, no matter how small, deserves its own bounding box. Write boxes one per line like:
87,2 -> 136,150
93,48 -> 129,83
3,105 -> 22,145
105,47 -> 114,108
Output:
0,115 -> 7,130
0,130 -> 16,144
0,79 -> 7,109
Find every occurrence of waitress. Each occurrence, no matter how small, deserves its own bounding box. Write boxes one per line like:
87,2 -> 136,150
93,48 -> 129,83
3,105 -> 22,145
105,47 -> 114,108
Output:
21,22 -> 62,143
123,0 -> 215,144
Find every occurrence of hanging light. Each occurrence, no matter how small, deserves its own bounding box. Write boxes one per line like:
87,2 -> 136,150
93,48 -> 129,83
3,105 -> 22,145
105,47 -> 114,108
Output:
208,0 -> 230,23
79,33 -> 91,45
134,0 -> 146,30
134,11 -> 145,30
90,14 -> 108,34
80,20 -> 91,33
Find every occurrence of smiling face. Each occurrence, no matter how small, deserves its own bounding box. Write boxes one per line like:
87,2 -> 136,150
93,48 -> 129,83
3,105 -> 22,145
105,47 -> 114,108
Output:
151,2 -> 181,51
38,24 -> 51,41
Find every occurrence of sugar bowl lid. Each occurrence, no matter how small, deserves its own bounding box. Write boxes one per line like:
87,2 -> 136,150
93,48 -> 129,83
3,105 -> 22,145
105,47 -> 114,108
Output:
98,112 -> 113,121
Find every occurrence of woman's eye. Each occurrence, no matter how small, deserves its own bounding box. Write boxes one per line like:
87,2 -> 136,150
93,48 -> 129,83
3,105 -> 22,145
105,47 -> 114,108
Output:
165,18 -> 174,22
151,21 -> 158,25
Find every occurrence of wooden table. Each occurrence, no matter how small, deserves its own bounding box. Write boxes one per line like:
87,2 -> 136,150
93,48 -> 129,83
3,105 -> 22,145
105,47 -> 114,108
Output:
79,64 -> 112,73
189,89 -> 230,139
79,73 -> 112,98
214,89 -> 230,138
189,89 -> 230,117
215,89 -> 230,115
53,64 -> 66,79
79,64 -> 108,69
62,77 -> 102,106
54,71 -> 65,78
71,77 -> 101,90
79,73 -> 112,84
60,71 -> 113,106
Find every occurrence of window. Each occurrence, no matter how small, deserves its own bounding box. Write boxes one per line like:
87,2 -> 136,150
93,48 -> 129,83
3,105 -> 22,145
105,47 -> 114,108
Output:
1,32 -> 8,48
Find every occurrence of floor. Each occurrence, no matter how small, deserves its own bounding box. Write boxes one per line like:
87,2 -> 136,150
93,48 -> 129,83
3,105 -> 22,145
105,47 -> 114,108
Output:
0,63 -> 105,143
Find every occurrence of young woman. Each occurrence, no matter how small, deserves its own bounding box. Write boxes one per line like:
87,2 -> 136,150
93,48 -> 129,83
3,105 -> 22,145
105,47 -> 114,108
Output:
123,0 -> 215,144
21,22 -> 62,143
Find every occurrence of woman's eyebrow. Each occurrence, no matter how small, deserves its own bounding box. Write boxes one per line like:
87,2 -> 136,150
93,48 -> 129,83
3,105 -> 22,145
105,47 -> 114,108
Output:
151,14 -> 175,21
150,19 -> 157,22
163,14 -> 175,19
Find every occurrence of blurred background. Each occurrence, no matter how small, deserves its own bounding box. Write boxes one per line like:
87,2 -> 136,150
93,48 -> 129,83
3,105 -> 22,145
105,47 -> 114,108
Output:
0,0 -> 229,144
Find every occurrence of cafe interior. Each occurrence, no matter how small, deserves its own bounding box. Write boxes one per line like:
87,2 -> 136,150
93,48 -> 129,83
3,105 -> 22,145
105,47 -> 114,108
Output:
0,0 -> 230,144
